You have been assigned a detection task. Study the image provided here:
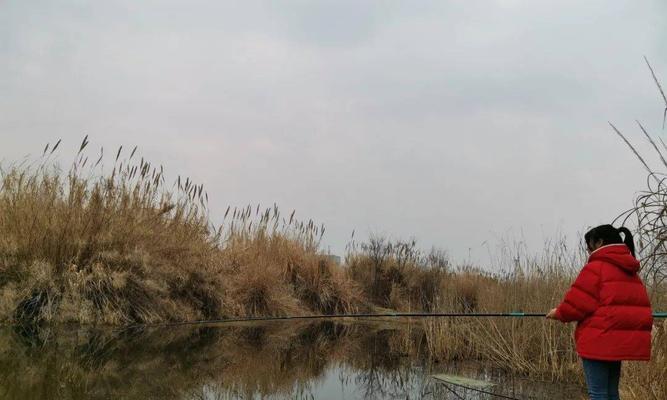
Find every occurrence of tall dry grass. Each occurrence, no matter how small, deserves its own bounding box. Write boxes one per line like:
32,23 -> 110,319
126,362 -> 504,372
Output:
344,237 -> 582,380
0,138 -> 363,325
0,138 -> 223,324
342,232 -> 665,398
422,239 -> 581,375
346,236 -> 449,311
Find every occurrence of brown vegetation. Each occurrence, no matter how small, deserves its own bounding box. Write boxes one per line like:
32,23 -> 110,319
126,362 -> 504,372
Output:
0,139 -> 362,325
346,237 -> 449,311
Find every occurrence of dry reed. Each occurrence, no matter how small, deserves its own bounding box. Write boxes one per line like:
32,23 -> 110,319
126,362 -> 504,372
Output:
0,139 -> 362,325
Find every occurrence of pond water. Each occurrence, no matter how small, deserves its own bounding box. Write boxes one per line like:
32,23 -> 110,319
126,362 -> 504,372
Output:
0,319 -> 585,399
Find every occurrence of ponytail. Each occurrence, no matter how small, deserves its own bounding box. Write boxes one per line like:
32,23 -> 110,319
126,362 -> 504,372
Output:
584,224 -> 636,257
617,227 -> 636,257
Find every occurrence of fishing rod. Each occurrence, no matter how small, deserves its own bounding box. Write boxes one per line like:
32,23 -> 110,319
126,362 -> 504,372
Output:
131,311 -> 667,329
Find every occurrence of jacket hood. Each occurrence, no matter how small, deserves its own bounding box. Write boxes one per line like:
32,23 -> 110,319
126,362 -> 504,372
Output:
588,244 -> 640,273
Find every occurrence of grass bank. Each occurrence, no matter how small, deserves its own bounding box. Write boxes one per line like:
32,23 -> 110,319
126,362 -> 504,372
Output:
0,140 -> 362,325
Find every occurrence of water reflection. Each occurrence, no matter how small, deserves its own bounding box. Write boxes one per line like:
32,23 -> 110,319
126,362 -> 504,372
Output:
0,320 -> 583,399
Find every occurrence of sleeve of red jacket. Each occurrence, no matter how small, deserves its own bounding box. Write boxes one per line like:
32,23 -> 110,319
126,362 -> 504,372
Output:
555,262 -> 600,322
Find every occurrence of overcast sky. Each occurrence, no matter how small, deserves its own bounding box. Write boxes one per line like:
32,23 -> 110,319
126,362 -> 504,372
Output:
2,1 -> 667,264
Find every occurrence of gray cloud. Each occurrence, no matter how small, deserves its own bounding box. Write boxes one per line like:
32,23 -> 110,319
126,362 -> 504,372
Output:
2,0 -> 667,264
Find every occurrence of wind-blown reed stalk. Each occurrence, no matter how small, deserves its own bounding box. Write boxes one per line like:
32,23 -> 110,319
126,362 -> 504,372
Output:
611,58 -> 667,301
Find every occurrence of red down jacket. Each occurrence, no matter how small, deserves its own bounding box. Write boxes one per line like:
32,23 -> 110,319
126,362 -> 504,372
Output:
555,243 -> 653,361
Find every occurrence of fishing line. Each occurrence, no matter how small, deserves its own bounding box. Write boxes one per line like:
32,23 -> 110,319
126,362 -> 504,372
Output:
437,382 -> 467,400
430,375 -> 541,400
435,379 -> 534,400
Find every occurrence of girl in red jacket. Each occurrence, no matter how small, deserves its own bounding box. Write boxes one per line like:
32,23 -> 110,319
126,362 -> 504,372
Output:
546,225 -> 653,400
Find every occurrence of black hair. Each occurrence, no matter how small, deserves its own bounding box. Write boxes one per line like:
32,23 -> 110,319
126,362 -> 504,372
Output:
584,224 -> 636,257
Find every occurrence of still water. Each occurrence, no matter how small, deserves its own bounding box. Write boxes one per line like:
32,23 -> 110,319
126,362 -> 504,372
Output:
0,319 -> 584,399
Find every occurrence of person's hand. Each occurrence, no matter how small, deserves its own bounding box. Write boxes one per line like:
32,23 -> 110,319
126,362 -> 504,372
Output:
546,308 -> 558,320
